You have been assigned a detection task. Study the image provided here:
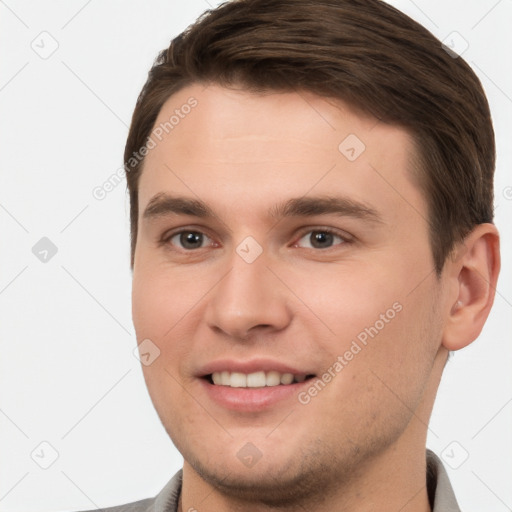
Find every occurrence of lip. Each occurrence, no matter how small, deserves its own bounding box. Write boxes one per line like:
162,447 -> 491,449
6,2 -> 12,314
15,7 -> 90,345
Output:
199,377 -> 313,412
196,358 -> 316,412
196,358 -> 311,378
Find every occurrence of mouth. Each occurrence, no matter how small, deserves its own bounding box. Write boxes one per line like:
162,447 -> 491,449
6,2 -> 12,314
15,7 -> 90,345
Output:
203,370 -> 316,388
196,359 -> 318,411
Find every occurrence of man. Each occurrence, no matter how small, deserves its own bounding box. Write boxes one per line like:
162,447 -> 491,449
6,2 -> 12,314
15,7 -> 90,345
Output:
86,0 -> 500,510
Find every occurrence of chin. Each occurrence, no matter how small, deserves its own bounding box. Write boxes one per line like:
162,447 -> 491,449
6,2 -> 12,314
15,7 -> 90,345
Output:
190,454 -> 327,506
179,434 -> 364,508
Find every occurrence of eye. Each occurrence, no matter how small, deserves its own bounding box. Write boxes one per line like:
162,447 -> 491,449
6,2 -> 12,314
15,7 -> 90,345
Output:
295,229 -> 347,249
166,230 -> 214,250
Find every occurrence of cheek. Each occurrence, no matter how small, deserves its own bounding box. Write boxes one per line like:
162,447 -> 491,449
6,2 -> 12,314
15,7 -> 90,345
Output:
131,262 -> 215,400
287,258 -> 439,385
305,282 -> 439,441
132,266 -> 201,431
132,262 -> 205,340
286,259 -> 407,339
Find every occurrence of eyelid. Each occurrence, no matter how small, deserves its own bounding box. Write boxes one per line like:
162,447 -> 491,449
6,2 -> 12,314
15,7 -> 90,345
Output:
160,227 -> 218,250
292,226 -> 353,248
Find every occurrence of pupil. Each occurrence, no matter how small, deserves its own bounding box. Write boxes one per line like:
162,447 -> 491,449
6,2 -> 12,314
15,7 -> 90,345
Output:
311,231 -> 333,248
181,232 -> 202,249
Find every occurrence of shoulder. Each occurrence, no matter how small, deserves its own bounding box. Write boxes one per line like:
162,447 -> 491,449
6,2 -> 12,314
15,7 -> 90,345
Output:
72,469 -> 183,512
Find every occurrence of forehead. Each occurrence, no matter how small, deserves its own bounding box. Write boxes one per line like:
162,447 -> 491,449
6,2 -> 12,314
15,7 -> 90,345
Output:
144,83 -> 408,161
138,83 -> 425,225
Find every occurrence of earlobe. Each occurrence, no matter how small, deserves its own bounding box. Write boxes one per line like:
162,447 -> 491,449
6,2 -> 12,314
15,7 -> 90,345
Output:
442,223 -> 500,351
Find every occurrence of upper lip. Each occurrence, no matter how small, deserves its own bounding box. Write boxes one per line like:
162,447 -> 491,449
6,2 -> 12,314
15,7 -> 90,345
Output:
197,358 -> 314,378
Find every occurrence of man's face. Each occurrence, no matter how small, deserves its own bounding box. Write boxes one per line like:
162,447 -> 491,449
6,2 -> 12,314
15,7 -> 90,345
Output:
132,84 -> 448,499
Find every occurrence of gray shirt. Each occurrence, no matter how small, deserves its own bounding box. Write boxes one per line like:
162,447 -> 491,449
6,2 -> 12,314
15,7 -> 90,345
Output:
78,449 -> 460,512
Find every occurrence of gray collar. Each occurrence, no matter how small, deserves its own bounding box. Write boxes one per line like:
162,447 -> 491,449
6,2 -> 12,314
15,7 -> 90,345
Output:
427,449 -> 461,511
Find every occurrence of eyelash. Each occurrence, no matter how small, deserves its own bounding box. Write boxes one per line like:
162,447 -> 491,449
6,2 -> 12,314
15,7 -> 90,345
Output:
159,227 -> 352,252
293,227 -> 352,249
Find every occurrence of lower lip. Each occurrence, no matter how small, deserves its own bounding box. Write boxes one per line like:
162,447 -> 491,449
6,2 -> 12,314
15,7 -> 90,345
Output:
199,378 -> 313,412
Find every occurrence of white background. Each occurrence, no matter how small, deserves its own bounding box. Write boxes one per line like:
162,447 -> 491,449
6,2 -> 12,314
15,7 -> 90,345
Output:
0,1 -> 510,511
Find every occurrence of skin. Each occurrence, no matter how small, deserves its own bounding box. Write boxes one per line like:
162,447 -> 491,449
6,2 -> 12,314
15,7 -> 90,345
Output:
131,83 -> 500,512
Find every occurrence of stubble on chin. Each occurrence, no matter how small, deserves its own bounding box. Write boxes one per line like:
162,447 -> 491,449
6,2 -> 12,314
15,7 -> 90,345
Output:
177,436 -> 380,509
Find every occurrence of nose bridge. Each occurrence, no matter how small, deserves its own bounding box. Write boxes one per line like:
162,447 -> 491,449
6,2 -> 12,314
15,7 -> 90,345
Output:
205,243 -> 291,338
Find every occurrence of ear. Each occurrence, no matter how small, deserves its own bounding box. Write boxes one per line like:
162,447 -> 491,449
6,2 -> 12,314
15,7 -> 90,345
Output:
441,223 -> 500,351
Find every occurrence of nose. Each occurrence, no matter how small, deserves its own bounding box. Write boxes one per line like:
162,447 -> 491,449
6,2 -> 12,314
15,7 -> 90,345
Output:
204,249 -> 292,341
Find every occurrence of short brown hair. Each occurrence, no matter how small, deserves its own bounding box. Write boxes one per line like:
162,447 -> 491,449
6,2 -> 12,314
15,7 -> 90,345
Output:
124,0 -> 495,273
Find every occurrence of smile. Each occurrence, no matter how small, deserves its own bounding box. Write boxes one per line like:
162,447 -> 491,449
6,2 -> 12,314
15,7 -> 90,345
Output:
209,370 -> 314,388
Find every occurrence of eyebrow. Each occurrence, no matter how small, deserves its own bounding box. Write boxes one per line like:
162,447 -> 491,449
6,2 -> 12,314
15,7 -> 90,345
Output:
142,192 -> 383,224
269,196 -> 382,223
143,193 -> 215,219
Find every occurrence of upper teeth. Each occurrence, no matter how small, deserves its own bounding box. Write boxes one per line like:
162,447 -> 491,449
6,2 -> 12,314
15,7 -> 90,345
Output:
211,371 -> 307,388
